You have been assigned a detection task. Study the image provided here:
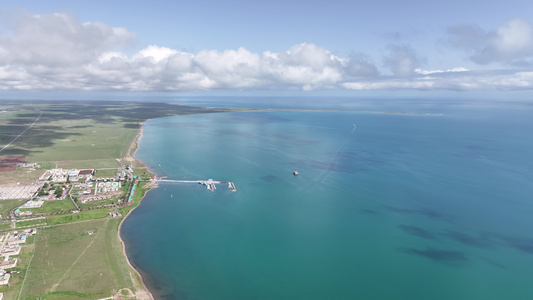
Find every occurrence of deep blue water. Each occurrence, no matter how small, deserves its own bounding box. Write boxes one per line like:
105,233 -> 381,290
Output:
121,98 -> 533,300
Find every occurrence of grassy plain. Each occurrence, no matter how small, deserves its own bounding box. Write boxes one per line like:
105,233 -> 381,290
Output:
18,199 -> 77,213
0,199 -> 24,217
18,218 -> 134,300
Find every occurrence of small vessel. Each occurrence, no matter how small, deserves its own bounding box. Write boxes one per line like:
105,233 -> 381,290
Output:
293,171 -> 299,176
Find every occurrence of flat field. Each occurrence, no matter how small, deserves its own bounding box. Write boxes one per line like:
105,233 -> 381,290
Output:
19,218 -> 137,300
0,199 -> 24,217
18,199 -> 77,213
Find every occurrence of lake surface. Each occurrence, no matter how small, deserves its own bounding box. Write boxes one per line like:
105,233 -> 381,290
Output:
121,98 -> 533,299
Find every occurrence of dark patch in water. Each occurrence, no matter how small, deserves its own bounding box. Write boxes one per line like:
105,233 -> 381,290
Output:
385,205 -> 448,221
503,237 -> 533,254
398,225 -> 436,240
260,175 -> 284,184
482,258 -> 508,270
398,247 -> 469,263
444,230 -> 493,248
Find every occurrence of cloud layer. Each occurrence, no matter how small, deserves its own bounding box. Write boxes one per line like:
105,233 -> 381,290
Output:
1,11 -> 533,92
447,19 -> 533,65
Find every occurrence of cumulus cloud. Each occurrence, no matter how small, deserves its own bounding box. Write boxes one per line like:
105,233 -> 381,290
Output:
447,18 -> 533,65
0,11 -> 136,66
0,11 -> 383,91
1,11 -> 533,92
383,44 -> 424,77
0,12 -> 362,91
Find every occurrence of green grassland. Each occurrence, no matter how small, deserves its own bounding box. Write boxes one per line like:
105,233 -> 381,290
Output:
18,218 -> 135,300
18,199 -> 77,214
0,199 -> 24,218
0,221 -> 12,231
92,168 -> 122,177
15,218 -> 47,229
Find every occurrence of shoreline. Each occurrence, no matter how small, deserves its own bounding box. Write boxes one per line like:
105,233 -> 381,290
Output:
117,123 -> 158,300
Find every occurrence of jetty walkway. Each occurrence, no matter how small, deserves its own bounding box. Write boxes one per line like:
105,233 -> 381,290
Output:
153,178 -> 237,192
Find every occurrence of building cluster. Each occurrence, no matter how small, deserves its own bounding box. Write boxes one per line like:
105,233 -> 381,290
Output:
0,229 -> 36,286
96,181 -> 122,193
75,179 -> 123,204
39,168 -> 94,182
108,211 -> 122,218
1,167 -> 137,221
15,200 -> 45,217
16,162 -> 40,174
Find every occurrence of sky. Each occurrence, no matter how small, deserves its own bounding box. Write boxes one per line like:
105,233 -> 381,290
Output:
1,0 -> 533,97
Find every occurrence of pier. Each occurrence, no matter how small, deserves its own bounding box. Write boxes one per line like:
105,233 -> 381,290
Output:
154,178 -> 237,192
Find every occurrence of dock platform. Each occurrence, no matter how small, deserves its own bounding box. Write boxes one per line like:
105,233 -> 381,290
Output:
154,178 -> 236,192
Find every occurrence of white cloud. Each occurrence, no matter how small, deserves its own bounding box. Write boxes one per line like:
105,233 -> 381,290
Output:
448,19 -> 533,65
1,11 -> 533,92
0,11 -> 136,66
414,67 -> 469,75
135,45 -> 179,63
98,51 -> 128,63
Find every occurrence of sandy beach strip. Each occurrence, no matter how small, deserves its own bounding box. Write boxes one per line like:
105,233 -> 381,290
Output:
117,123 -> 158,300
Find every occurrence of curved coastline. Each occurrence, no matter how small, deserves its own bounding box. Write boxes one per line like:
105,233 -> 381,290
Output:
117,124 -> 158,300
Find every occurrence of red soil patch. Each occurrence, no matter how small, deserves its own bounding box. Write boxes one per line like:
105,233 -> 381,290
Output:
0,164 -> 16,171
0,156 -> 25,163
57,161 -> 72,166
0,156 -> 25,172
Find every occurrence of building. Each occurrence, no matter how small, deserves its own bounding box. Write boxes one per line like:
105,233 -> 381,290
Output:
78,169 -> 94,178
7,234 -> 26,245
1,246 -> 20,257
0,271 -> 9,285
0,258 -> 17,270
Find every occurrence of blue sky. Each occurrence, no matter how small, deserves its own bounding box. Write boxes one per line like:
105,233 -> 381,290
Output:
1,0 -> 533,96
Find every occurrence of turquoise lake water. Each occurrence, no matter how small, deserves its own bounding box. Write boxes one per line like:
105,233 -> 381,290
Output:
121,98 -> 533,300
